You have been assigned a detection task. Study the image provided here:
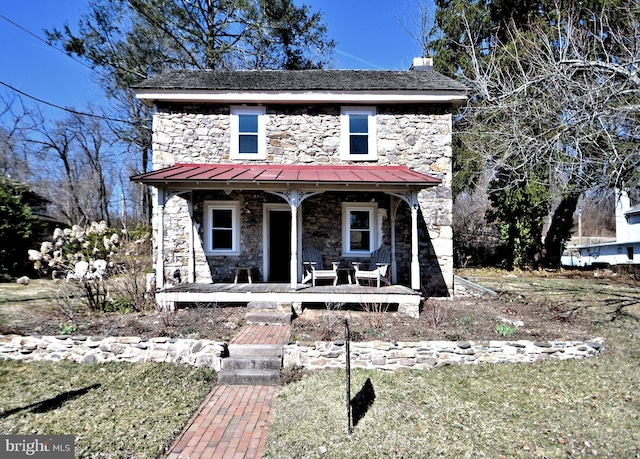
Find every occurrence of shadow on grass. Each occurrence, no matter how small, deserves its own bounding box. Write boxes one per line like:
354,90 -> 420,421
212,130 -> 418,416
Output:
1,384 -> 101,417
351,377 -> 375,427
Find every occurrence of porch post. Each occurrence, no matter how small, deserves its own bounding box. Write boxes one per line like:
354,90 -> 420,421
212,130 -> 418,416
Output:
411,193 -> 420,290
187,196 -> 195,283
290,199 -> 298,289
156,187 -> 165,289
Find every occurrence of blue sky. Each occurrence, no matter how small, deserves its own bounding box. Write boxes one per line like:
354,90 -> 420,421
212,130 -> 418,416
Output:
0,0 -> 425,117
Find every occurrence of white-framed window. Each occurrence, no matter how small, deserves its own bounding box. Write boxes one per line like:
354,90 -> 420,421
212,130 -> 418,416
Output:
342,203 -> 378,255
230,106 -> 266,159
340,107 -> 377,161
204,201 -> 240,255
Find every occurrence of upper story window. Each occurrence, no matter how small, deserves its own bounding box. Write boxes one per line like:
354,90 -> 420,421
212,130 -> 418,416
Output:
230,106 -> 266,159
342,203 -> 378,255
204,201 -> 240,255
340,107 -> 377,161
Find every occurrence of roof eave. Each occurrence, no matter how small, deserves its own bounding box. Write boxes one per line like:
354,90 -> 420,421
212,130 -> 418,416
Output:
135,89 -> 467,107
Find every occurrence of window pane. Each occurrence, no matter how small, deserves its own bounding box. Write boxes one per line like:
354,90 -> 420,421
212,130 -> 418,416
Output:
350,135 -> 368,154
350,230 -> 370,251
350,210 -> 370,229
238,114 -> 258,133
349,114 -> 368,134
239,135 -> 258,154
212,229 -> 233,250
212,209 -> 232,228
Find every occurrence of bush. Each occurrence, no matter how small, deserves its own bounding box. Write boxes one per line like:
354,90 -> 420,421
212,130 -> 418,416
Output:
0,179 -> 44,278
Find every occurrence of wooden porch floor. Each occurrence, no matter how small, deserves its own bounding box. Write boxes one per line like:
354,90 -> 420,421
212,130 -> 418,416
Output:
155,282 -> 422,308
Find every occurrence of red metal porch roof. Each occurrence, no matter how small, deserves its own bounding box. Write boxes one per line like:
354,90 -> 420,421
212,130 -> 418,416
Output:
131,164 -> 441,187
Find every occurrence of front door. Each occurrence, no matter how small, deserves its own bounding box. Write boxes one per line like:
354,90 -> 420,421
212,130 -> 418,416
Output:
268,209 -> 291,282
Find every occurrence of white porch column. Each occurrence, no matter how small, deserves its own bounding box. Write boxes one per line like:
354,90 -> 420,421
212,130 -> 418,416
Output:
290,203 -> 298,289
187,197 -> 195,283
411,196 -> 420,290
156,188 -> 165,289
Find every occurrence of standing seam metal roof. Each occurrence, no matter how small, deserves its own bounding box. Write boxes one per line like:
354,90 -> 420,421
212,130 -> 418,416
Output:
130,164 -> 441,187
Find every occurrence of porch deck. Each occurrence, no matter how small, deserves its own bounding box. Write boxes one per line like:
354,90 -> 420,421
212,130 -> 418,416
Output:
155,282 -> 423,317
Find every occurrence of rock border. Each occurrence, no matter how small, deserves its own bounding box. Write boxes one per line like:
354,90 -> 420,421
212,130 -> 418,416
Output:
283,338 -> 605,370
0,335 -> 227,371
1,335 -> 604,372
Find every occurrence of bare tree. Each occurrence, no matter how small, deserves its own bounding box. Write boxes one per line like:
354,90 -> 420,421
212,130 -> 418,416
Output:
458,4 -> 639,266
28,110 -> 119,226
0,91 -> 37,182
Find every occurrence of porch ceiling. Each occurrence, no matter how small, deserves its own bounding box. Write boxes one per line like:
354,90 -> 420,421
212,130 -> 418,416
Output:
131,164 -> 441,190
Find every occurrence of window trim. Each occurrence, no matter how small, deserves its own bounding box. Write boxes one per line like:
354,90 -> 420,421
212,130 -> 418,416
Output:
342,203 -> 378,256
340,106 -> 377,161
204,201 -> 240,255
230,106 -> 266,160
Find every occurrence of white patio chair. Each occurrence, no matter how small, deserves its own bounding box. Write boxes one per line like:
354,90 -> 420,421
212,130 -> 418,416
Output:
302,248 -> 339,286
353,248 -> 391,287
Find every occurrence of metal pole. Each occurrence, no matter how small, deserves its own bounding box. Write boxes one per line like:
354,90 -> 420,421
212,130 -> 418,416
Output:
345,318 -> 352,435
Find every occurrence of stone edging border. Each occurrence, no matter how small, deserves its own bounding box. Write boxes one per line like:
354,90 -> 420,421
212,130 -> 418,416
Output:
1,335 -> 604,372
0,335 -> 227,370
283,338 -> 605,371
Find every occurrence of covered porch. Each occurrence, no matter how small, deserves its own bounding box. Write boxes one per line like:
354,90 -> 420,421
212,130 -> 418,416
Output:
132,163 -> 442,300
155,282 -> 423,318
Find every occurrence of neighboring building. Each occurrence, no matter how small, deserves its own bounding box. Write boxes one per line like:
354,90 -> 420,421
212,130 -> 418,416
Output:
563,191 -> 640,267
131,59 -> 467,296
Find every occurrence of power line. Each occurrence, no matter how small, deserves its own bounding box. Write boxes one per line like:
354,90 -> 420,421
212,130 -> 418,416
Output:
0,80 -> 136,125
0,12 -> 143,125
0,13 -> 108,79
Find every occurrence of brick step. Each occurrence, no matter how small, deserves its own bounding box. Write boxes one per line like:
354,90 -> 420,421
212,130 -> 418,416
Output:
217,369 -> 280,386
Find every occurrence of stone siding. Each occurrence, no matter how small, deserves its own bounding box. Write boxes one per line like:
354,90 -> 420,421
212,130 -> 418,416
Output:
151,104 -> 453,293
284,338 -> 605,370
0,335 -> 226,370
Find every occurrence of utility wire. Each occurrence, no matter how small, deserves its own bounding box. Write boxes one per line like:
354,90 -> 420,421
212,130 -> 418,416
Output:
0,80 -> 136,125
0,13 -> 145,125
0,13 -> 109,79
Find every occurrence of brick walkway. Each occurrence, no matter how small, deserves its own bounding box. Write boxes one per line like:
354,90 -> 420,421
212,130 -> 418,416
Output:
230,324 -> 292,345
164,325 -> 290,459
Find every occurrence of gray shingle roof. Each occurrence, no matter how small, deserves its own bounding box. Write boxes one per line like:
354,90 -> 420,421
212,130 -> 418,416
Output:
134,69 -> 467,93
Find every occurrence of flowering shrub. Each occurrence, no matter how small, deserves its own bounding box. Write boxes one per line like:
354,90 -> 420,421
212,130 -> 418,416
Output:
28,221 -> 120,278
28,222 -> 154,315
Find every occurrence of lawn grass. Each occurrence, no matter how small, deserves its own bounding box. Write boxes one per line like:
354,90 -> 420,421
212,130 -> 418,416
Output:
1,272 -> 638,457
0,360 -> 214,458
265,355 -> 640,458
264,272 -> 640,458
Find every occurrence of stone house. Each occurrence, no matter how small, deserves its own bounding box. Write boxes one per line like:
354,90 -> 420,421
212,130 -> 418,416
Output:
131,59 -> 466,299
